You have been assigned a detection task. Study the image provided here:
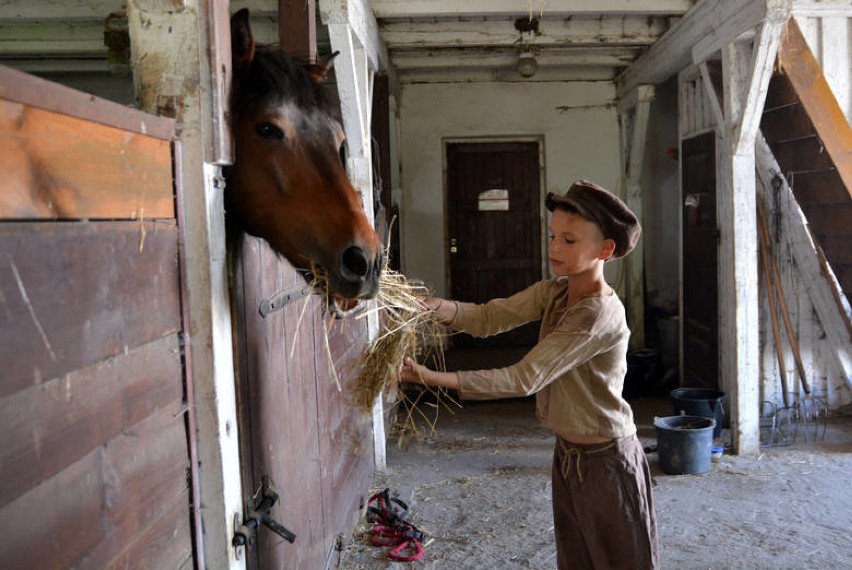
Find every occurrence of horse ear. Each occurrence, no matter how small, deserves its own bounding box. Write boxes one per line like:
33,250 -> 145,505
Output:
231,8 -> 255,71
306,51 -> 340,84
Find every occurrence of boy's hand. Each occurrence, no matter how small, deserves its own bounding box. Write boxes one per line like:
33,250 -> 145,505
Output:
398,356 -> 460,390
399,356 -> 427,384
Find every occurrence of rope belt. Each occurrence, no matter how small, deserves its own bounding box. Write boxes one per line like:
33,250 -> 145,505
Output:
558,438 -> 617,483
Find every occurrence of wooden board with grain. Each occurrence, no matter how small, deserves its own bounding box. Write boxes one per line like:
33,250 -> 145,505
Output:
778,18 -> 852,195
0,400 -> 190,569
0,334 -> 184,510
0,221 -> 181,397
0,98 -> 174,220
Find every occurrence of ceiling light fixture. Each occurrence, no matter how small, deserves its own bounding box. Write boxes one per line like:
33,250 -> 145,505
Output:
517,51 -> 537,78
514,17 -> 540,78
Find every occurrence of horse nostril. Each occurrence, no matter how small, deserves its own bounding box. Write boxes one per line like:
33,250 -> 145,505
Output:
341,246 -> 370,280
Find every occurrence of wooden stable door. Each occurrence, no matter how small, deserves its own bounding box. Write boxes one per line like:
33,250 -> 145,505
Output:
446,141 -> 542,348
681,132 -> 720,390
0,67 -> 196,568
231,237 -> 373,569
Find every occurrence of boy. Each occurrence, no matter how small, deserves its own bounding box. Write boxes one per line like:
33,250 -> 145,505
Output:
399,179 -> 659,569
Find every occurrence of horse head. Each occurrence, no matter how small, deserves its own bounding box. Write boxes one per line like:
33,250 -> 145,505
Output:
225,8 -> 382,305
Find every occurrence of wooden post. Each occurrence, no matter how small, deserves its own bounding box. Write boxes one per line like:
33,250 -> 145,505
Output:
321,0 -> 390,470
711,14 -> 786,455
279,0 -> 317,62
127,1 -> 244,567
618,85 -> 655,349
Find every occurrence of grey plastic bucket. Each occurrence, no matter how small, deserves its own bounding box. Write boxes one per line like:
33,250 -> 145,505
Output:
671,388 -> 725,437
654,415 -> 716,475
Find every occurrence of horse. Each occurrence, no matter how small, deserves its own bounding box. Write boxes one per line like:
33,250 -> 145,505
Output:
224,8 -> 382,308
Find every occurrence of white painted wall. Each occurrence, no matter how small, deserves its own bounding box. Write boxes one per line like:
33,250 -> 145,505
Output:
398,81 -> 620,296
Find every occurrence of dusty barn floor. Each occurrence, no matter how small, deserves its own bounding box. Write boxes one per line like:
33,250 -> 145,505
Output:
335,352 -> 852,570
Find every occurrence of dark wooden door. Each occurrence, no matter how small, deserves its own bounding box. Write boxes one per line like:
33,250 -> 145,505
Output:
447,141 -> 542,348
681,132 -> 720,390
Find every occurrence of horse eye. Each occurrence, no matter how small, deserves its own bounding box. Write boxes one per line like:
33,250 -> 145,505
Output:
255,122 -> 284,140
338,142 -> 347,166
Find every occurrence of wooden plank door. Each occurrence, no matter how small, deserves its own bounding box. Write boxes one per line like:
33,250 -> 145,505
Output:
681,132 -> 720,390
0,67 -> 195,569
231,236 -> 373,569
446,141 -> 542,348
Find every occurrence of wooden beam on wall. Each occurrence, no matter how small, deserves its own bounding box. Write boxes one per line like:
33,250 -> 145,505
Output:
617,0 -> 772,98
127,1 -> 243,568
369,0 -> 695,18
791,0 -> 852,18
379,18 -> 668,49
327,22 -> 387,470
319,0 -> 389,72
619,84 -> 655,349
279,0 -> 317,62
778,16 -> 852,196
755,136 -> 852,381
322,0 -> 390,470
712,16 -> 787,455
691,0 -> 788,67
698,61 -> 725,127
206,0 -> 233,165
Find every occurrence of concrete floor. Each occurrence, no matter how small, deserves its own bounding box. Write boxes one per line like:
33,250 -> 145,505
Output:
337,350 -> 852,569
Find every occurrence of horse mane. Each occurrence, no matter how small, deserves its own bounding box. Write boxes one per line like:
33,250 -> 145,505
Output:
231,44 -> 335,116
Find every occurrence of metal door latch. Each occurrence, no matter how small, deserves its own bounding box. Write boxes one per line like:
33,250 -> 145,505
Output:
233,478 -> 296,549
258,283 -> 314,317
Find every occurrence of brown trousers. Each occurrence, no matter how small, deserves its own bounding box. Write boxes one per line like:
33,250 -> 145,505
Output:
552,435 -> 659,569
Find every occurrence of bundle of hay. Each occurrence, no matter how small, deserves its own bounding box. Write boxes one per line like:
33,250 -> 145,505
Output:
352,268 -> 447,411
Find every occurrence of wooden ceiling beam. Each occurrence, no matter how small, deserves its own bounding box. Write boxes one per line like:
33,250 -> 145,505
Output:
370,0 -> 695,18
392,48 -> 639,70
0,0 -> 280,20
0,21 -> 107,57
616,0 -> 787,98
398,66 -> 618,83
380,17 -> 668,49
792,0 -> 852,18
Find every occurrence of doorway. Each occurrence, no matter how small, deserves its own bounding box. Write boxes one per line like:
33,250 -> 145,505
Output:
681,132 -> 720,390
445,140 -> 543,352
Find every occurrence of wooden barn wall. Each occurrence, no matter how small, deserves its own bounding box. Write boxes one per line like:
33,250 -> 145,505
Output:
231,235 -> 373,569
756,162 -> 852,414
794,14 -> 852,122
678,66 -> 718,139
677,29 -> 852,415
0,70 -> 194,569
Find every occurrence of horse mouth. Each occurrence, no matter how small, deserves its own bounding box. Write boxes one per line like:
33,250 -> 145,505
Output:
330,294 -> 362,316
301,263 -> 380,317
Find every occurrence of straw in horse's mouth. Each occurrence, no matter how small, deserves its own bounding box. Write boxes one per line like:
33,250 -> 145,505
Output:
332,294 -> 360,313
303,262 -> 366,317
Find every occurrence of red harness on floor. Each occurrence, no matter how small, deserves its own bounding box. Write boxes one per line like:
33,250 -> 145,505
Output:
366,489 -> 424,562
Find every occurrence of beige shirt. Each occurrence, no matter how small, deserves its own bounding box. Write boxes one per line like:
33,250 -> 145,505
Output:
451,279 -> 636,440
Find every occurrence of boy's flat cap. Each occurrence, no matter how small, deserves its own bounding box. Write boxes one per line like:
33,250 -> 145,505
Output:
545,179 -> 641,259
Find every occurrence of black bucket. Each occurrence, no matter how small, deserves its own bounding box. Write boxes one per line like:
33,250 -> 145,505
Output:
671,388 -> 725,437
654,415 -> 715,475
624,348 -> 658,398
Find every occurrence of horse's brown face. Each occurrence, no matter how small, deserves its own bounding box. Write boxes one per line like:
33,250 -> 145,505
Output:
225,9 -> 382,302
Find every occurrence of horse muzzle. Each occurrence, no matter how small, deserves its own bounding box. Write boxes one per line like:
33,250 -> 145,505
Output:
331,244 -> 382,300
